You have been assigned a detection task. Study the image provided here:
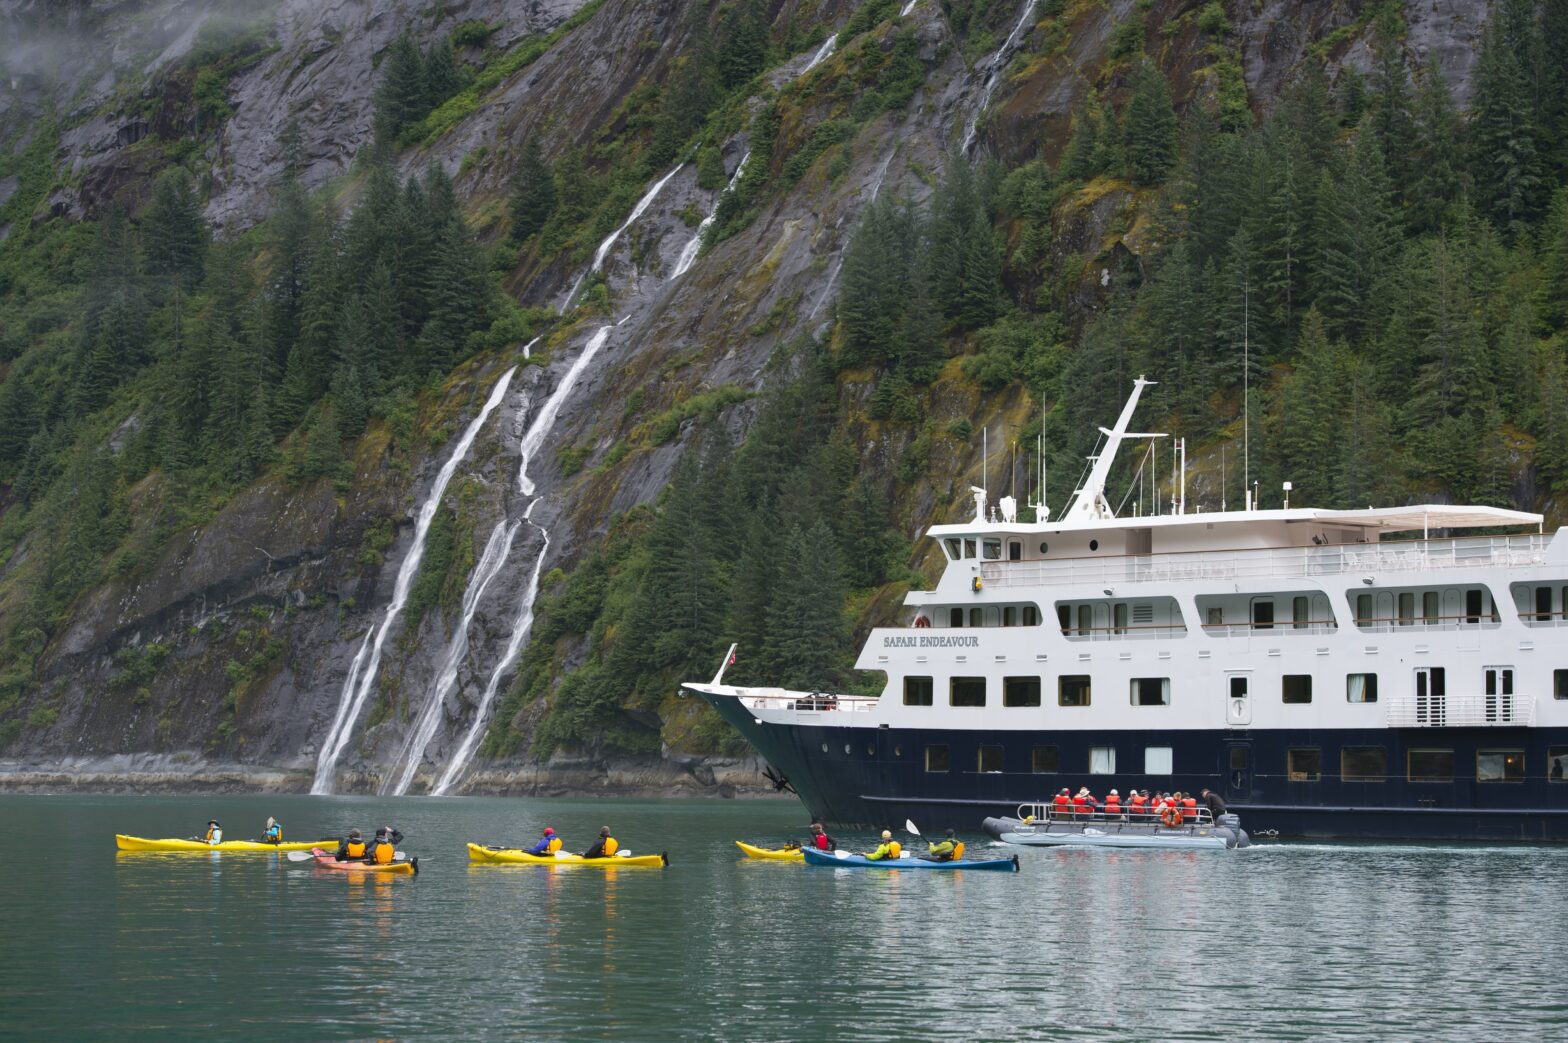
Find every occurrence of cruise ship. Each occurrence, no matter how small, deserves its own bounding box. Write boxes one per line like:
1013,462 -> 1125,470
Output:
686,379 -> 1568,841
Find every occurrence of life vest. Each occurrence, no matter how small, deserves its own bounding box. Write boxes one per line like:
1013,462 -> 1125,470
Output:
1160,804 -> 1182,828
952,841 -> 965,860
344,840 -> 367,859
371,840 -> 395,864
205,826 -> 220,843
888,841 -> 902,858
1052,794 -> 1070,817
813,833 -> 832,851
1071,796 -> 1087,816
265,824 -> 282,843
1105,796 -> 1121,814
1130,795 -> 1147,816
546,837 -> 562,854
603,837 -> 619,857
1181,797 -> 1198,822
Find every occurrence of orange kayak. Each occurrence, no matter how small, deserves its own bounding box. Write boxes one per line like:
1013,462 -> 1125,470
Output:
310,847 -> 418,876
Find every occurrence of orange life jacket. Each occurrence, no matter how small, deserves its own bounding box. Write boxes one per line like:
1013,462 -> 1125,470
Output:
1105,796 -> 1121,814
1130,795 -> 1147,816
1071,796 -> 1087,815
602,837 -> 619,857
371,840 -> 395,864
546,837 -> 562,854
1182,797 -> 1198,822
952,841 -> 965,860
1052,794 -> 1070,816
344,840 -> 367,859
888,841 -> 902,858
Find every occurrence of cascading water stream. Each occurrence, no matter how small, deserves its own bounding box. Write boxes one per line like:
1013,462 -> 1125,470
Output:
801,34 -> 836,75
807,149 -> 897,320
672,151 -> 750,280
560,165 -> 684,308
311,366 -> 517,794
380,520 -> 519,795
900,0 -> 919,16
958,0 -> 1038,155
432,322 -> 620,795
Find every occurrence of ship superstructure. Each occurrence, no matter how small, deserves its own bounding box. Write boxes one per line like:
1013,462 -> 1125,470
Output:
686,380 -> 1568,840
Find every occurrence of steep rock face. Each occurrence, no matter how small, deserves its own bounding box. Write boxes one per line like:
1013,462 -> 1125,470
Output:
0,0 -> 1499,793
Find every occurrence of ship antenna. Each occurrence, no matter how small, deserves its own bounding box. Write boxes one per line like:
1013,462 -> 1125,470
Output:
1243,280 -> 1250,511
1221,443 -> 1227,513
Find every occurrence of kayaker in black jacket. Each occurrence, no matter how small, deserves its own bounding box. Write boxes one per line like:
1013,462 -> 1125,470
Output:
582,826 -> 618,859
366,827 -> 403,865
336,829 -> 368,861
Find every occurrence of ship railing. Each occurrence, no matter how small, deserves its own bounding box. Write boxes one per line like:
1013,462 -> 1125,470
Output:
1350,615 -> 1502,634
1014,804 -> 1214,827
1385,694 -> 1536,728
734,689 -> 880,714
978,534 -> 1550,589
1199,621 -> 1338,637
1060,623 -> 1188,641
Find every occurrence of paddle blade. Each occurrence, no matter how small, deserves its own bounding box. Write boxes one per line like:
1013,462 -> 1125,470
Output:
616,850 -> 632,858
905,819 -> 921,836
285,850 -> 316,862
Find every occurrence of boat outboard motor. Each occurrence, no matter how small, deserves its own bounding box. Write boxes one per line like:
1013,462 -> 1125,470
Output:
1215,812 -> 1250,849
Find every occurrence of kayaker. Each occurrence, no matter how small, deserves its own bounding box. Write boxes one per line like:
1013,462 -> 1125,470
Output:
367,826 -> 402,865
527,827 -> 563,856
865,830 -> 901,861
807,823 -> 836,851
582,826 -> 619,859
335,829 -> 368,862
204,820 -> 223,844
924,829 -> 960,862
263,817 -> 282,844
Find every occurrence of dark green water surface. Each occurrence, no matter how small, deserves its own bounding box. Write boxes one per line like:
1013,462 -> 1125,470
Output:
2,794 -> 1565,1041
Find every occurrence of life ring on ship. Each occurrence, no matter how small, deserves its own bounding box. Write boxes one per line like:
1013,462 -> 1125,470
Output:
972,576 -> 983,593
1159,805 -> 1182,828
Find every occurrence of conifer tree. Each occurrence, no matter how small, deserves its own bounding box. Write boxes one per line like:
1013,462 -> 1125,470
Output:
141,168 -> 208,290
422,35 -> 459,110
760,521 -> 846,689
1368,35 -> 1415,196
1471,14 -> 1545,237
717,0 -> 768,90
507,136 -> 556,242
1059,99 -> 1103,182
373,31 -> 428,142
1408,60 -> 1462,235
1311,131 -> 1396,341
1123,59 -> 1178,185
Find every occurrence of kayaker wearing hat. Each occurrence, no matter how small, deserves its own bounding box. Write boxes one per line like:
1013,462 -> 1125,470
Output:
526,827 -> 563,856
335,829 -> 368,862
582,826 -> 619,859
367,826 -> 402,865
924,829 -> 960,862
864,830 -> 901,861
262,817 -> 282,845
204,820 -> 223,844
807,823 -> 836,851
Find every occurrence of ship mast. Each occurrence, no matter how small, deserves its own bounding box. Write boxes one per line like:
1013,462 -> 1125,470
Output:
1065,377 -> 1158,522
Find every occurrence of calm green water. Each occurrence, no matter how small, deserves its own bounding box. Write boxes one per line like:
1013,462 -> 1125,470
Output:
2,794 -> 1565,1041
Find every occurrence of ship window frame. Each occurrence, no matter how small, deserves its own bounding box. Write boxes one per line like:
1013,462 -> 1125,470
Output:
1341,747 -> 1387,782
977,745 -> 1004,773
948,608 -> 963,628
1031,746 -> 1059,773
1007,540 -> 1022,561
1281,675 -> 1312,704
1251,599 -> 1275,630
1423,591 -> 1439,622
963,538 -> 977,559
1397,592 -> 1415,626
1537,585 -> 1555,621
1144,746 -> 1174,774
1293,596 -> 1310,629
1477,749 -> 1524,783
1355,593 -> 1374,626
1039,541 -> 1049,555
944,538 -> 962,560
949,676 -> 987,708
1130,677 -> 1170,706
1346,673 -> 1378,703
1407,748 -> 1454,782
969,607 -> 983,628
982,538 -> 1002,561
1287,748 -> 1321,782
903,676 -> 934,707
924,745 -> 950,773
1058,675 -> 1092,707
1088,746 -> 1116,774
1548,747 -> 1567,782
1003,605 -> 1018,627
1022,605 -> 1040,627
1003,676 -> 1042,708
1555,669 -> 1568,700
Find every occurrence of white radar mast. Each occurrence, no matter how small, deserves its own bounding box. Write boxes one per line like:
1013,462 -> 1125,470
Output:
1065,377 -> 1162,522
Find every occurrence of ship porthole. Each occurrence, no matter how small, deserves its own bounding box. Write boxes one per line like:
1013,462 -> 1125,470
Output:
1039,542 -> 1048,554
821,743 -> 829,753
1089,539 -> 1099,551
844,744 -> 852,755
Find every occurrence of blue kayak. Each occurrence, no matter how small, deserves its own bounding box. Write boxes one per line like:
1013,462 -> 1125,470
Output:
801,847 -> 1019,871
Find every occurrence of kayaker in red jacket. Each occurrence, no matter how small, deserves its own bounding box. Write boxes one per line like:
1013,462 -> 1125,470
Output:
808,823 -> 836,851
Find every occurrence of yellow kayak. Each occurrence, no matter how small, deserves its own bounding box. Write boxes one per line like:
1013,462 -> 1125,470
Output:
466,843 -> 668,868
116,834 -> 335,853
735,840 -> 804,862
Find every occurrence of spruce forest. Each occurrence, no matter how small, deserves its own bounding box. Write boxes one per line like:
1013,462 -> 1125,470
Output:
2,0 -> 1567,777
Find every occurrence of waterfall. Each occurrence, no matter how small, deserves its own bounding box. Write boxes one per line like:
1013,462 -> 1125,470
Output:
672,151 -> 750,280
801,35 -> 836,76
560,165 -> 685,308
432,322 -> 619,794
310,366 -> 517,795
958,0 -> 1039,155
807,149 -> 897,320
380,520 -> 520,795
900,0 -> 919,15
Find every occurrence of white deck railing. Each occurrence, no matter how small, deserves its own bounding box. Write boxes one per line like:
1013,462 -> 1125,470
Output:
1385,694 -> 1536,728
736,689 -> 880,714
979,534 -> 1549,589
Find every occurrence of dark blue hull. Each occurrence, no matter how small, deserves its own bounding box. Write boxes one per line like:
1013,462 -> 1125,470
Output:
702,695 -> 1568,841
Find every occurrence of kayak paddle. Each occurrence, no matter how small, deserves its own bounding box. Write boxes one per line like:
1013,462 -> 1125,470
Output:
905,819 -> 921,836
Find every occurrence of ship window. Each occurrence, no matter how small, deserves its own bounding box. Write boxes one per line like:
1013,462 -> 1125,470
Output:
1287,748 -> 1321,782
1057,605 -> 1071,632
1008,540 -> 1022,561
1031,746 -> 1059,772
1484,667 -> 1515,723
1341,747 -> 1387,781
1423,591 -> 1439,622
1346,673 -> 1378,703
1039,541 -> 1049,554
1355,593 -> 1373,626
1130,677 -> 1170,706
1537,586 -> 1554,621
1397,592 -> 1415,626
1207,606 -> 1223,627
1477,749 -> 1524,782
977,746 -> 1003,773
903,677 -> 934,706
944,538 -> 961,560
982,538 -> 1002,560
1251,600 -> 1274,630
969,607 -> 983,627
1549,748 -> 1567,781
1465,588 -> 1483,624
1003,606 -> 1018,627
1077,605 -> 1091,634
924,746 -> 950,773
1282,675 -> 1312,704
1023,605 -> 1040,627
949,608 -> 963,628
1058,675 -> 1092,707
963,538 -> 976,559
1003,677 -> 1041,707
1556,670 -> 1568,699
1089,540 -> 1099,551
950,677 -> 986,707
1089,746 -> 1116,774
1293,596 -> 1309,629
1113,603 -> 1129,634
1144,746 -> 1173,774
1408,749 -> 1454,782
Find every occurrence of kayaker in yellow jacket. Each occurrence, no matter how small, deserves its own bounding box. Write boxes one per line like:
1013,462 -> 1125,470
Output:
864,830 -> 901,861
582,826 -> 619,859
925,829 -> 960,862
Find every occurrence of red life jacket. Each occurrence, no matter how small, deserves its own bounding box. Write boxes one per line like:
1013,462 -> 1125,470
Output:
1071,795 -> 1087,815
1105,796 -> 1121,813
1130,794 -> 1147,815
813,833 -> 831,851
1182,797 -> 1197,822
1052,794 -> 1070,816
